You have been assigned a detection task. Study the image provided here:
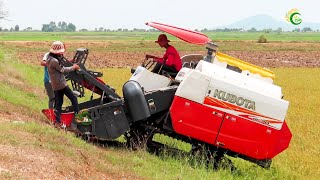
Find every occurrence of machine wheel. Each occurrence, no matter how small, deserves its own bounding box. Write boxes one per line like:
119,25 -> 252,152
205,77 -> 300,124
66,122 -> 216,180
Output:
191,143 -> 235,171
125,128 -> 155,150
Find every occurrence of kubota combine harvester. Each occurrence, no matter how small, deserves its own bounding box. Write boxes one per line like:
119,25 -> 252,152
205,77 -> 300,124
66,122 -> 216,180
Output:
42,22 -> 292,168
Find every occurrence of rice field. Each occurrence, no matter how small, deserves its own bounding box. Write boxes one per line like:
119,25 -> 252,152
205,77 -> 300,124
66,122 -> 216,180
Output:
0,32 -> 319,179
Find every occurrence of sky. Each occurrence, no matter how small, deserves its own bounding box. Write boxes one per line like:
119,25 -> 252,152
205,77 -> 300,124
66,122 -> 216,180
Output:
0,0 -> 319,30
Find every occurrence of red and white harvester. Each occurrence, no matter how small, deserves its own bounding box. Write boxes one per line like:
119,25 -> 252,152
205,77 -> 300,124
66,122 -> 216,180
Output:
43,22 -> 292,169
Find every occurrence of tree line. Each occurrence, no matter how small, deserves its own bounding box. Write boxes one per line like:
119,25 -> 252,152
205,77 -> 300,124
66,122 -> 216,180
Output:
200,27 -> 318,32
0,21 -> 318,33
0,21 -> 77,32
41,21 -> 76,32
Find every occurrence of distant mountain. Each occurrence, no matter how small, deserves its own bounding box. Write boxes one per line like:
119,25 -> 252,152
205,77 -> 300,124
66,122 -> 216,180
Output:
215,14 -> 320,31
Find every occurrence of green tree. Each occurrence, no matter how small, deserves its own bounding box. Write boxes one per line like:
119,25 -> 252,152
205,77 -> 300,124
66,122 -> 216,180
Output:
258,35 -> 267,43
302,27 -> 312,32
58,21 -> 67,31
292,28 -> 300,32
98,27 -> 104,32
276,27 -> 282,33
49,21 -> 57,31
42,21 -> 58,32
201,28 -> 208,32
41,24 -> 49,32
262,28 -> 272,33
66,23 -> 76,32
248,27 -> 257,32
14,25 -> 19,31
42,21 -> 76,32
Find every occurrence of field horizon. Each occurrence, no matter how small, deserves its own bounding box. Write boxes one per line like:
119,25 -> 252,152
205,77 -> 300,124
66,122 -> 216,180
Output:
1,31 -> 320,41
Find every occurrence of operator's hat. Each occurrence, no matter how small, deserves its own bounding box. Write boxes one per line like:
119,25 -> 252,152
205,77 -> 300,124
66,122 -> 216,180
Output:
50,41 -> 65,54
155,34 -> 170,43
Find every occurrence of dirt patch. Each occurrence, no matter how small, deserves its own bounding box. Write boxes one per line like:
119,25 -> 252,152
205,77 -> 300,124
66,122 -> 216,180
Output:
16,50 -> 320,68
0,73 -> 24,87
0,144 -> 135,179
0,101 -> 35,123
0,103 -> 142,179
0,144 -> 61,179
0,99 -> 48,126
224,51 -> 320,68
8,40 -> 319,68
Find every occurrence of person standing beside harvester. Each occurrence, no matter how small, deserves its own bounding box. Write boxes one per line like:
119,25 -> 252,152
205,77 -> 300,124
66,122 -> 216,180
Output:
40,52 -> 55,109
46,41 -> 80,127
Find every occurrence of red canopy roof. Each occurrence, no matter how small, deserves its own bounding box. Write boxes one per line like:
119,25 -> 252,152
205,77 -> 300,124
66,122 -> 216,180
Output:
146,22 -> 211,45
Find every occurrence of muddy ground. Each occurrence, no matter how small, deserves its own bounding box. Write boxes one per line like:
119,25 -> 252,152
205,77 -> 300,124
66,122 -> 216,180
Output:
4,41 -> 320,68
16,50 -> 320,68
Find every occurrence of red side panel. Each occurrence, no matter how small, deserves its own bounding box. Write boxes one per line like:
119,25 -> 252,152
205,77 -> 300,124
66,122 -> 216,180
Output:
170,96 -> 292,160
170,96 -> 224,144
216,112 -> 292,159
146,22 -> 211,45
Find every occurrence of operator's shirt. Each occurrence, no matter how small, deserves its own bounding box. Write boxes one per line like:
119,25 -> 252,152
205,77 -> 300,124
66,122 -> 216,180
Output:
156,45 -> 182,71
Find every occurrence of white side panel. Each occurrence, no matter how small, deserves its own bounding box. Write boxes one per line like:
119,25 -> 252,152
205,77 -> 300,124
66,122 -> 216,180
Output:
177,61 -> 289,129
207,78 -> 289,129
175,70 -> 210,104
195,60 -> 282,99
130,66 -> 171,92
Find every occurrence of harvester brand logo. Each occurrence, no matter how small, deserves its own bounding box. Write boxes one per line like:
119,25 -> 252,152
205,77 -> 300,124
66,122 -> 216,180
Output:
285,9 -> 302,25
213,89 -> 256,111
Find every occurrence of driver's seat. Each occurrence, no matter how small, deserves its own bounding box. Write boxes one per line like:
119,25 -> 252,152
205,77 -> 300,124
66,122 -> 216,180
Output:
181,54 -> 203,69
162,54 -> 204,78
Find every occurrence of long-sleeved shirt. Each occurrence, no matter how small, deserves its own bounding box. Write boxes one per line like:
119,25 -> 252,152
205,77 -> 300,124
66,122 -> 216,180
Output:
46,55 -> 75,91
156,45 -> 182,71
42,52 -> 50,83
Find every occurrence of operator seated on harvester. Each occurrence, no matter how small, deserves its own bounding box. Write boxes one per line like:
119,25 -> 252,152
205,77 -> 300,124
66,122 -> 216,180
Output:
146,34 -> 182,77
